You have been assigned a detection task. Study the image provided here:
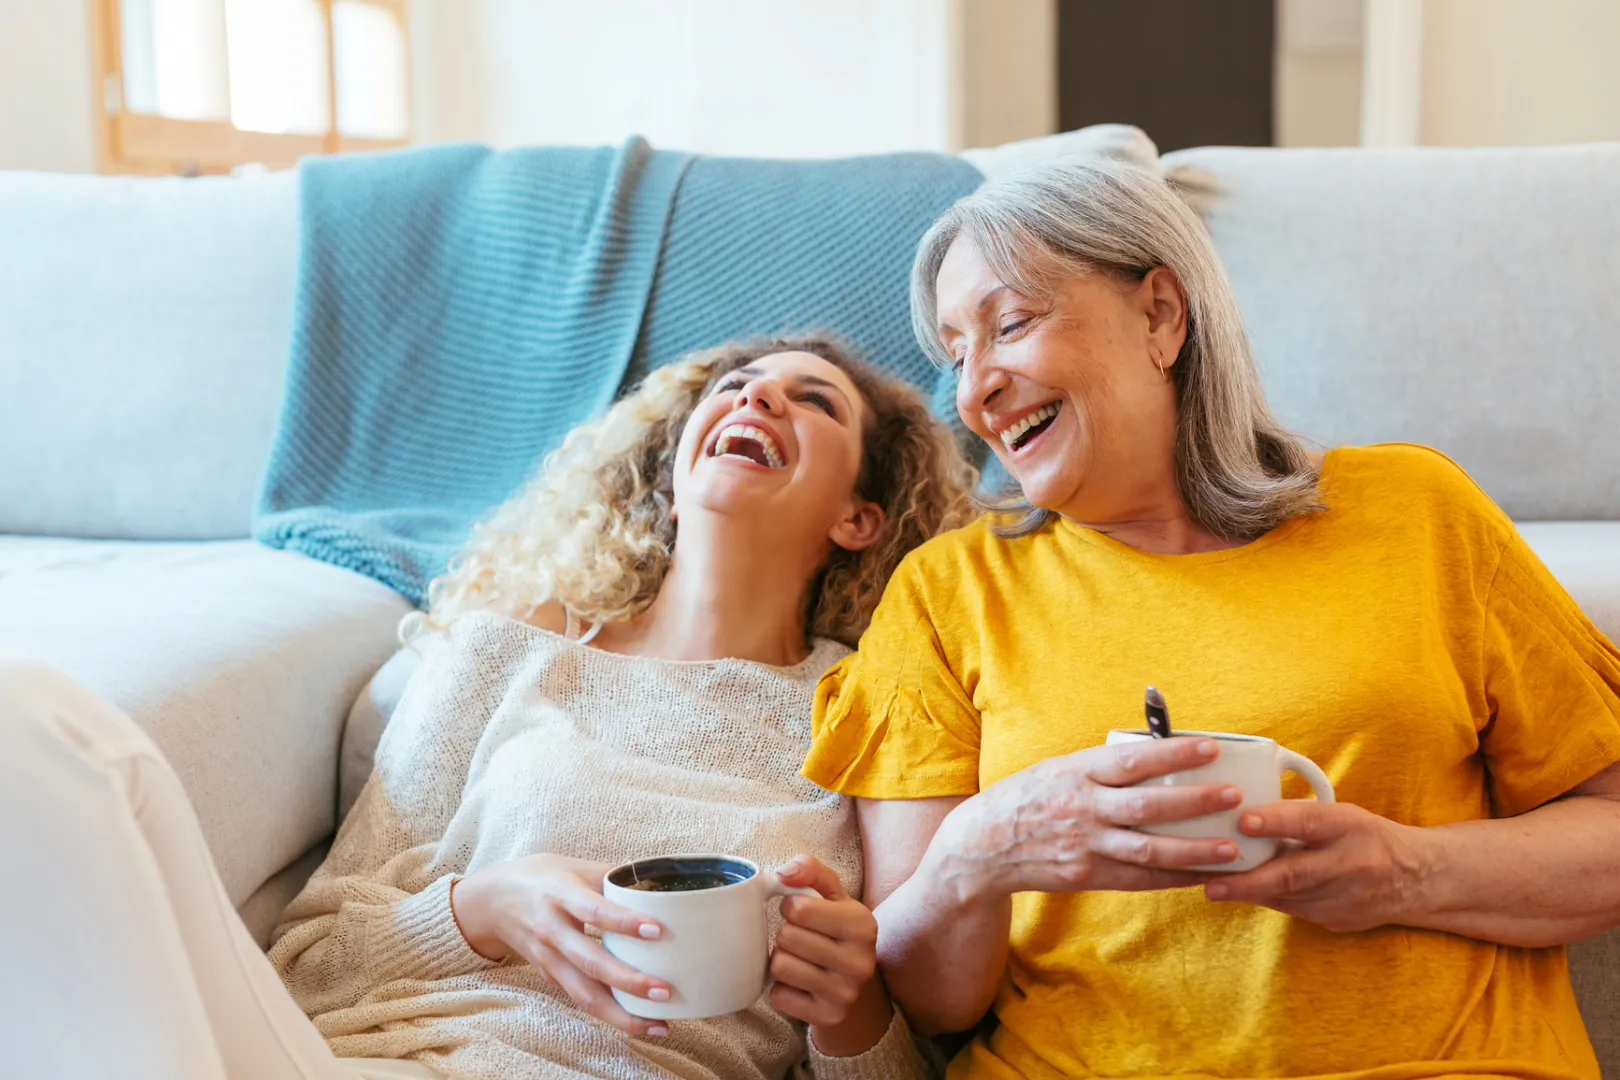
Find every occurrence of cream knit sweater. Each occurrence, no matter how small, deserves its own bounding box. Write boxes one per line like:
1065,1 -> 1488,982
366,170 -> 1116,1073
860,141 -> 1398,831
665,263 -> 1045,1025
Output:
269,611 -> 929,1080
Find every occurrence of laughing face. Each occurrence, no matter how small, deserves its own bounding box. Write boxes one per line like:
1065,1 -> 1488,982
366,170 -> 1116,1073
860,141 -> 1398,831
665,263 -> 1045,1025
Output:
671,350 -> 884,557
933,235 -> 1187,523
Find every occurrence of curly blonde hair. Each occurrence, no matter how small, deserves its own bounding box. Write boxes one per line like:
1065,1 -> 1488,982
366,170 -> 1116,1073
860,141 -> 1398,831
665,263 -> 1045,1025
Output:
402,335 -> 977,649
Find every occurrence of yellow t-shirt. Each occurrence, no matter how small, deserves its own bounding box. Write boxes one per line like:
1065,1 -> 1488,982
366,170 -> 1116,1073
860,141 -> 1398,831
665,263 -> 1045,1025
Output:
804,444 -> 1620,1080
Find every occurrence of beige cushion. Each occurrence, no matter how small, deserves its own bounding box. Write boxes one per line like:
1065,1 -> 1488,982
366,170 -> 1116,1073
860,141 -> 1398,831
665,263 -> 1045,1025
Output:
0,537 -> 411,905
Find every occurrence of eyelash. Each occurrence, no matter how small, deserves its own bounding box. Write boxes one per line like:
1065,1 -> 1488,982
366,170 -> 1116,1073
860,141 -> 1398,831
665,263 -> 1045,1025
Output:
713,379 -> 836,416
800,391 -> 836,416
950,316 -> 1031,374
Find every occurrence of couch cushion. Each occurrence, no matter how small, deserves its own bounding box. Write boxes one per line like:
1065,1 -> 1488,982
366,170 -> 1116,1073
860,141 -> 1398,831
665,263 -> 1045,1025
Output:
1159,145 -> 1620,521
1508,523 -> 1619,1071
1517,522 -> 1620,642
0,538 -> 411,904
0,170 -> 298,540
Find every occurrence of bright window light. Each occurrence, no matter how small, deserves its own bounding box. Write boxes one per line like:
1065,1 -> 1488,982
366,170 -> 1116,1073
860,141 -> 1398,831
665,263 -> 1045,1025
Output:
333,1 -> 408,140
120,0 -> 230,121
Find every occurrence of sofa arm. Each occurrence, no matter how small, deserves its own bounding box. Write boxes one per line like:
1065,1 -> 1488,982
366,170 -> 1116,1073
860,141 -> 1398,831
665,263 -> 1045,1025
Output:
0,537 -> 411,906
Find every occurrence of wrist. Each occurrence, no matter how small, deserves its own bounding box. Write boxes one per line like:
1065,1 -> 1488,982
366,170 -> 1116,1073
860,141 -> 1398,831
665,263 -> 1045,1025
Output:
449,872 -> 508,961
1396,822 -> 1451,926
808,976 -> 892,1057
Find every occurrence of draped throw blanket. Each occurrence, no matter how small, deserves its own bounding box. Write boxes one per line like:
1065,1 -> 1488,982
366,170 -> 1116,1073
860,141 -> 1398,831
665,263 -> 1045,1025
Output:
253,138 -> 981,605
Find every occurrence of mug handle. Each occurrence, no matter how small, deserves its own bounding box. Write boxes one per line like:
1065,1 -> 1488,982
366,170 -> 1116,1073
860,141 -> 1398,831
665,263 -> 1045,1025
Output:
1277,748 -> 1336,804
765,871 -> 820,900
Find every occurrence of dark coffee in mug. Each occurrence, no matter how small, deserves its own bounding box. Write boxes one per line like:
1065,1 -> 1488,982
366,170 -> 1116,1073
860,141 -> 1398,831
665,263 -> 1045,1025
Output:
608,856 -> 754,893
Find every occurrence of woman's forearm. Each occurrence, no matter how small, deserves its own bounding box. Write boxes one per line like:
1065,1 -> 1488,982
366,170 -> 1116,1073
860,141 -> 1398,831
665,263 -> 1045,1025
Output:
873,816 -> 1013,1037
1406,794 -> 1620,947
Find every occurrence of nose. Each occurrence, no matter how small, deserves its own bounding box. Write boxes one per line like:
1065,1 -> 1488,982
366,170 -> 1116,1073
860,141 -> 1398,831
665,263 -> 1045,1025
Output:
736,375 -> 787,416
956,353 -> 1009,425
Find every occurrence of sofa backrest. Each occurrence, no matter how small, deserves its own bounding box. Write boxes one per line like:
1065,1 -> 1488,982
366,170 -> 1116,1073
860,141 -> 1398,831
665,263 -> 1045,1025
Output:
0,126 -> 1157,543
1162,144 -> 1620,521
0,170 -> 298,539
6,136 -> 1617,539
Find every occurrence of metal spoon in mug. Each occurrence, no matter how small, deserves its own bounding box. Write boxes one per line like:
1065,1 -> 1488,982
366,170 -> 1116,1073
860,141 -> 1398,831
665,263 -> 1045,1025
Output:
1145,686 -> 1172,739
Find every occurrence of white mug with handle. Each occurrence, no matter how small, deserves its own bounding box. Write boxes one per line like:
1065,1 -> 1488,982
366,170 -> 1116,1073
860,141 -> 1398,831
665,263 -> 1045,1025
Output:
602,853 -> 816,1020
1105,730 -> 1336,872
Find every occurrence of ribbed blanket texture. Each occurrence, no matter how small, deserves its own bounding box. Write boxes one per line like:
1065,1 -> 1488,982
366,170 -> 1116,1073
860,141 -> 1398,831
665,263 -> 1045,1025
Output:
253,139 -> 981,605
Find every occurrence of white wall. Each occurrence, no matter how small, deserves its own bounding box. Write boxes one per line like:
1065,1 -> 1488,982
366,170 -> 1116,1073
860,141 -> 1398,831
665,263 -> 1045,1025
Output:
426,0 -> 958,158
0,0 -> 98,172
1421,0 -> 1620,145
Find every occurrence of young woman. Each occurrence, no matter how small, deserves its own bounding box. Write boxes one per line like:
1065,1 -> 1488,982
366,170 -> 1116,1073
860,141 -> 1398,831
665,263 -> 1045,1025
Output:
1,336 -> 975,1080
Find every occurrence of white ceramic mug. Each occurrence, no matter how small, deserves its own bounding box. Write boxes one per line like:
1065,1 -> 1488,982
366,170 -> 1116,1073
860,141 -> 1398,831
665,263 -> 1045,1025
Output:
1104,730 -> 1336,872
602,853 -> 816,1020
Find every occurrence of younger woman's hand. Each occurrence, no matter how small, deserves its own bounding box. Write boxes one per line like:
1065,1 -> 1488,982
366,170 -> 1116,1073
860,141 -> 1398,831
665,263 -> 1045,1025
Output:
450,854 -> 672,1037
768,856 -> 885,1035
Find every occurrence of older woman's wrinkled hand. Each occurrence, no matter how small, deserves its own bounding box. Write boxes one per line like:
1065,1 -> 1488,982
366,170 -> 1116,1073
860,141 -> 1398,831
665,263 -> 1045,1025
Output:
1203,801 -> 1430,931
926,736 -> 1246,903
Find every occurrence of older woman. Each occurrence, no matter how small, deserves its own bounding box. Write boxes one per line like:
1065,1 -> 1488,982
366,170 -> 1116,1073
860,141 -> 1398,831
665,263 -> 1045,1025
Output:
802,161 -> 1620,1079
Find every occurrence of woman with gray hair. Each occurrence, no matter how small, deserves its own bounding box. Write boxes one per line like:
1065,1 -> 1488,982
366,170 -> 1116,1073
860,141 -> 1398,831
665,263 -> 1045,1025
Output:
803,160 -> 1620,1078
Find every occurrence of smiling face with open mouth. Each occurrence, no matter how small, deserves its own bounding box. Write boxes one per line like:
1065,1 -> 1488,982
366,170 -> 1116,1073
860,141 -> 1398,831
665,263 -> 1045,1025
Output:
671,350 -> 879,555
933,234 -> 1185,522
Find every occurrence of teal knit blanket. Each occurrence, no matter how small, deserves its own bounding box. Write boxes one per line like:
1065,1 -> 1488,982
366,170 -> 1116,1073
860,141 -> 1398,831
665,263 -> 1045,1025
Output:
253,139 -> 981,605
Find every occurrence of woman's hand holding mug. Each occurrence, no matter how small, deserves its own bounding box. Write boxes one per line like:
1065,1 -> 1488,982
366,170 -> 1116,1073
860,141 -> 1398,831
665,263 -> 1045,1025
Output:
450,854 -> 674,1038
925,737 -> 1247,902
768,855 -> 886,1036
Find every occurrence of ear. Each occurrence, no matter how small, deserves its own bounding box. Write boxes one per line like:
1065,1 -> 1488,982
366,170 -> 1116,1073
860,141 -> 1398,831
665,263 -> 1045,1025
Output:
1137,266 -> 1188,371
828,499 -> 885,554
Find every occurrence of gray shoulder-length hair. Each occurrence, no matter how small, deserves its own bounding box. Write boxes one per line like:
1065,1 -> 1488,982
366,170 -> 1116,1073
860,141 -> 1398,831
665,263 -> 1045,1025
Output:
910,159 -> 1320,540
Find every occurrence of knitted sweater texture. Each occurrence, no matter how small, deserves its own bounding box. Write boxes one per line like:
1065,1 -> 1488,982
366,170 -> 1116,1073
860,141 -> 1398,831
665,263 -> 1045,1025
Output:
269,611 -> 927,1080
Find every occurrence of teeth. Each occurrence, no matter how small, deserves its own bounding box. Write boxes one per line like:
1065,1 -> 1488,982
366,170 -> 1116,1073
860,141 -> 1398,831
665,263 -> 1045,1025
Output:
1000,403 -> 1061,448
714,423 -> 784,468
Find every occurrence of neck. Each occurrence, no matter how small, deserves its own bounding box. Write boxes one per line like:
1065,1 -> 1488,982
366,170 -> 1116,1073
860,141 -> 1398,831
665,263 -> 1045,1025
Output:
1057,456 -> 1236,556
1082,510 -> 1234,554
600,520 -> 820,667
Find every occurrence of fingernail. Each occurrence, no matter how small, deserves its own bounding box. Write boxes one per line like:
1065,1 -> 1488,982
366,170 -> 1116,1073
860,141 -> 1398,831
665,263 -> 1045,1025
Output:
1217,842 -> 1238,859
1241,814 -> 1262,832
1222,787 -> 1242,806
648,988 -> 671,1002
1197,739 -> 1219,757
774,860 -> 799,877
1207,883 -> 1230,900
648,1024 -> 670,1037
639,923 -> 662,940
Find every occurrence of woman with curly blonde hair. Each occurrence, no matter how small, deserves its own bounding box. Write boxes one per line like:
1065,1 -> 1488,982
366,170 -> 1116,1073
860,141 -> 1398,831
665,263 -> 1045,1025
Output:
0,335 -> 975,1080
407,334 -> 974,651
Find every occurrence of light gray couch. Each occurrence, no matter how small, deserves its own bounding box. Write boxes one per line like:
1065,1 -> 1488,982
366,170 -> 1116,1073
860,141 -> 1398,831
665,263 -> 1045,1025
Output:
1,127 -> 1616,1070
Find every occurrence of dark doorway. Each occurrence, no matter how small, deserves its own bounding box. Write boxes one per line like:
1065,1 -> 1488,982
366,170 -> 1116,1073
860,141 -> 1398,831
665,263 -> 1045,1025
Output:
1057,0 -> 1276,152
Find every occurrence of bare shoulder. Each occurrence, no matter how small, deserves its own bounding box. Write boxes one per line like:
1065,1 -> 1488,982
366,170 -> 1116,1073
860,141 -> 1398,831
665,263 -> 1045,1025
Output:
509,601 -> 569,636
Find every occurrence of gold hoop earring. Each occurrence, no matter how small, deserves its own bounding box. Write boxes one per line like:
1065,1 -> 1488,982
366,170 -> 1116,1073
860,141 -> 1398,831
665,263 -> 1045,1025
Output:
1153,353 -> 1167,380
